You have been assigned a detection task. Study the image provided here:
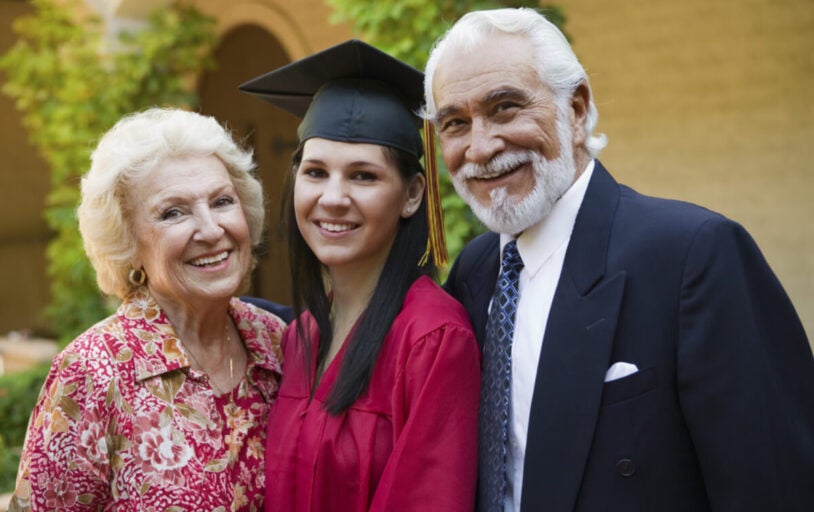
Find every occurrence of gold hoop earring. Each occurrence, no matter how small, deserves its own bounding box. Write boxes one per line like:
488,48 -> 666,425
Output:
128,268 -> 146,286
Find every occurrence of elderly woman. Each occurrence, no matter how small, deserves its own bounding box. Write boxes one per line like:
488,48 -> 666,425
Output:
10,108 -> 284,511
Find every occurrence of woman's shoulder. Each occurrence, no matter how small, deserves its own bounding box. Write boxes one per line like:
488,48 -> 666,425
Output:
403,276 -> 470,320
58,313 -> 126,367
393,275 -> 475,341
233,297 -> 287,330
38,312 -> 129,408
232,297 -> 286,367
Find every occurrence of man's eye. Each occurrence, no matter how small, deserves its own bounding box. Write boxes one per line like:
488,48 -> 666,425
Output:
440,118 -> 467,133
494,102 -> 519,114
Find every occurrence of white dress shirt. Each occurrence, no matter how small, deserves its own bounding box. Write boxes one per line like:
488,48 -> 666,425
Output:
499,160 -> 594,512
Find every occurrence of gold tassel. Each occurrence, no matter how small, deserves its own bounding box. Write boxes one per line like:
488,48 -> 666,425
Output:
420,118 -> 448,268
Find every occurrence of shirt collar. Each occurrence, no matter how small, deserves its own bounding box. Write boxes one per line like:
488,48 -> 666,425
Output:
500,159 -> 594,277
121,288 -> 282,385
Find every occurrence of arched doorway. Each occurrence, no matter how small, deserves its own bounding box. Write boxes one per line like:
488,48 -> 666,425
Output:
199,25 -> 299,305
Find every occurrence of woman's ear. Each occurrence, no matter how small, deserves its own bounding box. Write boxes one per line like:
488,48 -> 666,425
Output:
401,173 -> 426,218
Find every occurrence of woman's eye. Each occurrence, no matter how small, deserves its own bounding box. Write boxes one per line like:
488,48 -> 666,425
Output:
214,195 -> 235,207
352,171 -> 377,181
302,167 -> 327,178
161,208 -> 182,220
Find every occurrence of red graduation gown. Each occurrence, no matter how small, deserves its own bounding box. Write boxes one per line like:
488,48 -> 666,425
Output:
264,276 -> 480,511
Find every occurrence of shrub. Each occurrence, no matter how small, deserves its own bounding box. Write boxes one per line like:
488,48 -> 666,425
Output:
0,363 -> 50,493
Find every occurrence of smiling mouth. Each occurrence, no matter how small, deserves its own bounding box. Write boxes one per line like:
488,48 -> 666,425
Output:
190,251 -> 229,267
476,163 -> 526,181
318,222 -> 358,233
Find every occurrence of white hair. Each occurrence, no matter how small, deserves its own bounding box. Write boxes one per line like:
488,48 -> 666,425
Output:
424,7 -> 607,157
78,108 -> 264,299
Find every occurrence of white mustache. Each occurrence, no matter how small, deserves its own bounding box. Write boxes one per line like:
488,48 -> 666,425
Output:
458,150 -> 538,179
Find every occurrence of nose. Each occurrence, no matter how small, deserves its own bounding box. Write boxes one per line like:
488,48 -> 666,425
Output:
317,177 -> 352,210
193,207 -> 225,242
465,119 -> 504,165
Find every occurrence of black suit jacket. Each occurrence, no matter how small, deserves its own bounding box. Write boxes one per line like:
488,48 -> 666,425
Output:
445,161 -> 814,511
240,296 -> 295,324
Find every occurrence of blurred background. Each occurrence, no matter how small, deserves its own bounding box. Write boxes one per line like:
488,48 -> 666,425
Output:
0,0 -> 812,501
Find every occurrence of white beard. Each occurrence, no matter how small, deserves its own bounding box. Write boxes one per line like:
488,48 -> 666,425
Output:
451,108 -> 576,235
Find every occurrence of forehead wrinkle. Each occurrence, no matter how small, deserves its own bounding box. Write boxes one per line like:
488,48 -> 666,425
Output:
148,181 -> 232,208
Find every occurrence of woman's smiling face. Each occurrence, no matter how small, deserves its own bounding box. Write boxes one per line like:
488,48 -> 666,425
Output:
128,154 -> 252,306
293,138 -> 423,275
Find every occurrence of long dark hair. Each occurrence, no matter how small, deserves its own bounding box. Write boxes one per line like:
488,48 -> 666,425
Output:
283,142 -> 436,415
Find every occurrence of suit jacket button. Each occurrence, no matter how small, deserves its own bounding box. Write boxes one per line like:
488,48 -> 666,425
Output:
616,458 -> 636,477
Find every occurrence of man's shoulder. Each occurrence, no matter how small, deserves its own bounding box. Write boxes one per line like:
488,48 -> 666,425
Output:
615,182 -> 731,234
595,160 -> 724,228
457,231 -> 500,264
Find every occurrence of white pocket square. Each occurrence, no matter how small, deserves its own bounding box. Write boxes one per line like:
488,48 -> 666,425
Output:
604,362 -> 639,382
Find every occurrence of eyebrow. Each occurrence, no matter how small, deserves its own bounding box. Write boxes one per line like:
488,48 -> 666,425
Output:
151,183 -> 234,206
434,87 -> 531,123
484,87 -> 531,104
300,157 -> 384,169
433,105 -> 461,124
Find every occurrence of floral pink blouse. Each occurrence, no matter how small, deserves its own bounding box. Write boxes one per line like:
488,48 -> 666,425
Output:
10,287 -> 284,512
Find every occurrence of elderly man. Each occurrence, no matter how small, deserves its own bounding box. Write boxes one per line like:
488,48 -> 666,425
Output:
425,8 -> 814,512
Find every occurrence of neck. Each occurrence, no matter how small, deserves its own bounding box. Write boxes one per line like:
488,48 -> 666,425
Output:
329,260 -> 382,323
571,148 -> 591,184
146,288 -> 246,397
320,260 -> 383,369
148,287 -> 237,358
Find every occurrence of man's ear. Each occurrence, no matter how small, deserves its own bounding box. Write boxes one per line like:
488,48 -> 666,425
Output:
570,82 -> 590,147
401,174 -> 426,218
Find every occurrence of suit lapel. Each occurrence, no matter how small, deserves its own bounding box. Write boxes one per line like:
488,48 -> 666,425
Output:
462,233 -> 500,341
521,161 -> 626,511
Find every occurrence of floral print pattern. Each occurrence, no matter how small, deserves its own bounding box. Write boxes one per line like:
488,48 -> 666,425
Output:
10,287 -> 284,512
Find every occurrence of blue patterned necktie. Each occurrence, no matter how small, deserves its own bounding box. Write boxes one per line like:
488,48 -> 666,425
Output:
479,240 -> 524,512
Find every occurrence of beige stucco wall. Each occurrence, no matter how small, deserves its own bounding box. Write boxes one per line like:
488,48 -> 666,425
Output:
557,0 -> 814,338
0,1 -> 51,336
193,0 -> 351,59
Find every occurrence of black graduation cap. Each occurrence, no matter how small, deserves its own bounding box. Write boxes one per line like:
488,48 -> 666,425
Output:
238,39 -> 425,159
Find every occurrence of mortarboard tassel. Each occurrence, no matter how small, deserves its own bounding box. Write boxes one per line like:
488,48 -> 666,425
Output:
420,118 -> 448,268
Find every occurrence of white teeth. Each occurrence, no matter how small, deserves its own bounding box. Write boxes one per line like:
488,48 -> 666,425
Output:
191,251 -> 228,267
479,168 -> 508,179
479,162 -> 526,180
319,222 -> 356,233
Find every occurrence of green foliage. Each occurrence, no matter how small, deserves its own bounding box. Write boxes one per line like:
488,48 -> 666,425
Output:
0,363 -> 50,493
0,0 -> 217,344
326,0 -> 568,262
0,432 -> 19,494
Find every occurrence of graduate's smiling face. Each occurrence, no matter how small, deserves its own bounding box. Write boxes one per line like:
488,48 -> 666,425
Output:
293,138 -> 424,275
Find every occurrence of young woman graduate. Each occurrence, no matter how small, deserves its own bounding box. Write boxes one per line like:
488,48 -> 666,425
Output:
240,40 -> 480,511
